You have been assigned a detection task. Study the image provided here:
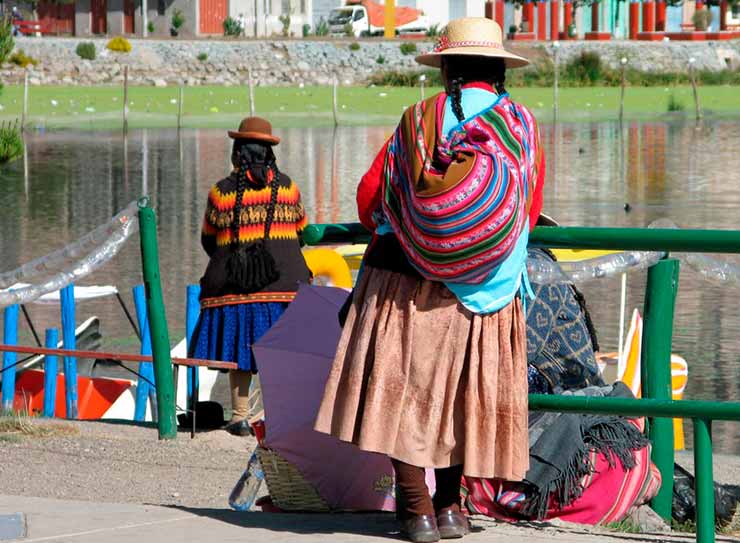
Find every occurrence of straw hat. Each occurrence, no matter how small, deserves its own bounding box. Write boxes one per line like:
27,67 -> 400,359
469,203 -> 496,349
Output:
416,17 -> 529,69
228,116 -> 280,145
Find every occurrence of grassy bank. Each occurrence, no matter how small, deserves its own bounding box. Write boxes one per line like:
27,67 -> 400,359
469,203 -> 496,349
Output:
0,84 -> 738,129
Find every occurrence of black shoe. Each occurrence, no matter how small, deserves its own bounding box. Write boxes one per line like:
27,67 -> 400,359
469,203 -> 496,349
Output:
401,515 -> 440,543
224,419 -> 253,437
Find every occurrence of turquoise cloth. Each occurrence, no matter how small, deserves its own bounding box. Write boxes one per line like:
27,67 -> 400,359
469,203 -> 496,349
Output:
371,87 -> 531,315
442,87 -> 531,314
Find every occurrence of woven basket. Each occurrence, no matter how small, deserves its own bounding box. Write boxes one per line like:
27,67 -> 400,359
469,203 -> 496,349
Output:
256,446 -> 330,512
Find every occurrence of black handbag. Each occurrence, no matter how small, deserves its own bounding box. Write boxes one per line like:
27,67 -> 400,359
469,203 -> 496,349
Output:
225,175 -> 280,293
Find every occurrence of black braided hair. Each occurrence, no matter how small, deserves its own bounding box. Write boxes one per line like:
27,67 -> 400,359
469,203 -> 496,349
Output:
442,56 -> 508,106
229,140 -> 277,245
450,77 -> 465,123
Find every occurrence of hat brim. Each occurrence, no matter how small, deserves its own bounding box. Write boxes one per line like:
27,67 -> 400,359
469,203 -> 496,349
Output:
227,131 -> 280,145
415,48 -> 530,69
536,213 -> 559,227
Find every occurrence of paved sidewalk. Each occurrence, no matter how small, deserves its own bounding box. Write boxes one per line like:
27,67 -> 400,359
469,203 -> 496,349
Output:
1,495 -> 738,543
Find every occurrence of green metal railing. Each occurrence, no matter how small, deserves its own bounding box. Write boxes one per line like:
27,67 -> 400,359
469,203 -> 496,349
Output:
304,223 -> 740,543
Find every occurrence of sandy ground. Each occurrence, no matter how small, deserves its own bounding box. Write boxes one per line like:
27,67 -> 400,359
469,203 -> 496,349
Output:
0,418 -> 738,542
0,419 -> 254,509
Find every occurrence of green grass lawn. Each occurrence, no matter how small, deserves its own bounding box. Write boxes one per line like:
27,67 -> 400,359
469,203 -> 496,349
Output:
0,84 -> 737,129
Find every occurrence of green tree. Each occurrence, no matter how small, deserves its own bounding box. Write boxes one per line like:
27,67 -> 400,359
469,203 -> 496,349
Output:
0,15 -> 14,65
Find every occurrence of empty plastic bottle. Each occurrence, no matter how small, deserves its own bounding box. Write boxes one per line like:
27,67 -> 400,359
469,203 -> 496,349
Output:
228,450 -> 264,512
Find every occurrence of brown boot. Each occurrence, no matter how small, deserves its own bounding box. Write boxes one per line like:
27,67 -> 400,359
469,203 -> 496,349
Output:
226,370 -> 252,436
433,466 -> 469,539
392,459 -> 440,543
436,506 -> 470,539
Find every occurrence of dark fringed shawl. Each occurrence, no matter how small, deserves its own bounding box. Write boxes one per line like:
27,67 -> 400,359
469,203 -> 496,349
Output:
520,382 -> 650,519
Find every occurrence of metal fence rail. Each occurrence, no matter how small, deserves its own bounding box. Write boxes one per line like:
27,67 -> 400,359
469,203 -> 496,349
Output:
305,222 -> 740,543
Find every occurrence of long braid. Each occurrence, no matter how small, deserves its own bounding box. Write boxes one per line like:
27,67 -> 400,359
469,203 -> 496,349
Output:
230,143 -> 252,246
450,77 -> 465,122
495,73 -> 507,96
263,147 -> 281,239
225,141 -> 280,292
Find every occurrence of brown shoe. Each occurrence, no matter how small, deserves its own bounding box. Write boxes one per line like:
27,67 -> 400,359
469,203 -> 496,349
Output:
401,514 -> 440,543
436,509 -> 470,539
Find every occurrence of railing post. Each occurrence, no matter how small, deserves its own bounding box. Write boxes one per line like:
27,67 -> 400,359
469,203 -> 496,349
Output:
185,285 -> 201,412
138,200 -> 177,440
693,418 -> 715,543
60,285 -> 78,419
42,328 -> 59,418
132,285 -> 157,422
641,258 -> 679,520
1,304 -> 20,411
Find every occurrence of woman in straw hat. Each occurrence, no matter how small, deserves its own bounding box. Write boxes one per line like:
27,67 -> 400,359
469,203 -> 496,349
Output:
191,117 -> 311,436
316,18 -> 545,541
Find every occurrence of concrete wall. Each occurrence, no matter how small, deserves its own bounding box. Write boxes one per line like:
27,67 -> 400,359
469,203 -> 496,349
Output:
75,0 -> 92,36
107,0 -> 126,35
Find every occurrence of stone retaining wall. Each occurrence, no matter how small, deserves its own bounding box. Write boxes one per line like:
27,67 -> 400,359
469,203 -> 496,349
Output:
1,37 -> 738,87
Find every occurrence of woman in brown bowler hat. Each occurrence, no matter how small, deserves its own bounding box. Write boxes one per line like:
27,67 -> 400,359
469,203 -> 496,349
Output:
190,117 -> 311,436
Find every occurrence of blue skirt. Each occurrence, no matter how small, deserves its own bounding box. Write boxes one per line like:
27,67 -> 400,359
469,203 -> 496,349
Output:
190,302 -> 288,372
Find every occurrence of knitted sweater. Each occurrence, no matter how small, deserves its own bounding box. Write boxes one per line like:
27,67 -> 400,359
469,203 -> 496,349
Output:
198,171 -> 311,306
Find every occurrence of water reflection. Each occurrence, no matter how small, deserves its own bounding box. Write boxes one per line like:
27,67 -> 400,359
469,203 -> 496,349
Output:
1,119 -> 739,453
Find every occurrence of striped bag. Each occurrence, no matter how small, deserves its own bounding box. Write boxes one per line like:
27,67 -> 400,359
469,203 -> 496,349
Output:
381,93 -> 541,284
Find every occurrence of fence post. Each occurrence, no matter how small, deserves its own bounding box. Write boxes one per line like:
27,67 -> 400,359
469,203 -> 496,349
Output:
123,66 -> 129,134
185,285 -> 201,411
21,72 -> 28,130
137,200 -> 177,440
247,68 -> 255,116
177,87 -> 184,130
132,285 -> 157,422
332,77 -> 339,127
641,258 -> 679,520
619,57 -> 627,125
60,285 -> 78,420
42,328 -> 59,418
552,41 -> 560,123
693,418 -> 715,543
688,57 -> 702,122
1,304 -> 19,411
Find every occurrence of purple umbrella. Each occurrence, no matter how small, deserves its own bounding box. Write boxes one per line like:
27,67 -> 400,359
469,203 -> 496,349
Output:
253,284 -> 402,512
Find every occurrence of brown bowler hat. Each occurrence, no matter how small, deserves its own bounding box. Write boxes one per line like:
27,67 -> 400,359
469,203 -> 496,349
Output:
228,116 -> 280,145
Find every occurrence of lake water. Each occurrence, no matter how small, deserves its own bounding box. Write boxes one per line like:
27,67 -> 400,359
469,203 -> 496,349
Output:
1,120 -> 739,454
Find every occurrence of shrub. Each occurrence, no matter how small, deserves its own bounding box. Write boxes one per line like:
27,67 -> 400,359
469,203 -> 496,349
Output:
0,120 -> 23,165
302,23 -> 311,37
278,13 -> 291,37
667,94 -> 685,112
368,69 -> 441,87
223,16 -> 243,37
376,55 -> 385,65
147,21 -> 155,34
349,42 -> 361,51
9,49 -> 38,68
344,22 -> 354,37
197,52 -> 208,62
426,23 -> 440,38
106,36 -> 132,53
75,42 -> 96,60
692,8 -> 712,31
171,9 -> 185,31
564,51 -> 603,85
399,42 -> 417,55
0,16 -> 14,65
315,17 -> 329,37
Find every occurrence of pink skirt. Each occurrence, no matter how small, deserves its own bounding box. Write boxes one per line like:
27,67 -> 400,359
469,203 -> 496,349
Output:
315,267 -> 529,481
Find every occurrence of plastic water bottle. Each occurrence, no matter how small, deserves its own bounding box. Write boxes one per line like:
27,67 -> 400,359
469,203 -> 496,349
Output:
228,450 -> 264,512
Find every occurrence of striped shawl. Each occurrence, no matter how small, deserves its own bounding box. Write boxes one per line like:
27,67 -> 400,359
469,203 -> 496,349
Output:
381,93 -> 542,284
